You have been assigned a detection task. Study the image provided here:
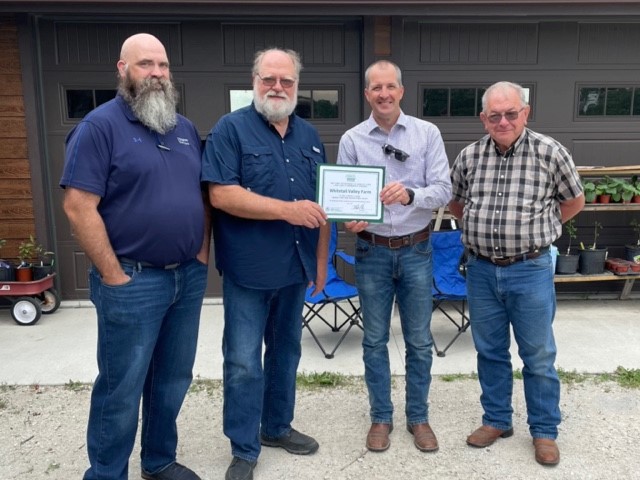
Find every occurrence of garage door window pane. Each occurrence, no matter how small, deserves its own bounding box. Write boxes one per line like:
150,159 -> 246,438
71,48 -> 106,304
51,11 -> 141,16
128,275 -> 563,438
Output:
606,88 -> 632,116
66,89 -> 117,119
66,90 -> 94,119
95,90 -> 117,107
296,90 -> 312,118
450,88 -> 476,116
634,89 -> 640,115
313,90 -> 339,118
230,90 -> 253,111
578,88 -> 606,116
423,89 -> 448,116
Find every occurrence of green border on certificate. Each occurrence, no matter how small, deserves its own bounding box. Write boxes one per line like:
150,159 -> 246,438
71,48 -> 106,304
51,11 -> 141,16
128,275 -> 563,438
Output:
316,164 -> 385,222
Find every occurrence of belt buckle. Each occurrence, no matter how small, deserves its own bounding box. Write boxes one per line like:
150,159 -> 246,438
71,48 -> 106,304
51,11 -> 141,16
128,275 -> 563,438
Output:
164,262 -> 180,270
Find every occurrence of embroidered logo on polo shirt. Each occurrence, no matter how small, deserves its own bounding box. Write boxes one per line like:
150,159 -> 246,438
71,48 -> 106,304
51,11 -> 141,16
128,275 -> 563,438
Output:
133,137 -> 142,143
312,146 -> 320,153
177,137 -> 190,146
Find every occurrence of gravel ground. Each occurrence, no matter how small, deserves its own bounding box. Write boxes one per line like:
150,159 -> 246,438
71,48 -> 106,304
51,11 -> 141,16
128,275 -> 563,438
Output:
1,377 -> 639,479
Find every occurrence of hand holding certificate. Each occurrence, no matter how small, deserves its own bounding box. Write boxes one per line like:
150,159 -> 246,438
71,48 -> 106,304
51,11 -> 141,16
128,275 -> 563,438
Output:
316,164 -> 385,222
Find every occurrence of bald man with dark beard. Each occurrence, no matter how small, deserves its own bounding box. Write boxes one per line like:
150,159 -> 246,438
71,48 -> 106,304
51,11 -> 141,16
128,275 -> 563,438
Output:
61,33 -> 210,480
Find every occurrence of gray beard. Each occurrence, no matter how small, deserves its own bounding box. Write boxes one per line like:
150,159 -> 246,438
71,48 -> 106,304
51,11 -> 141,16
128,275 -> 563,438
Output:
119,77 -> 178,134
254,90 -> 297,123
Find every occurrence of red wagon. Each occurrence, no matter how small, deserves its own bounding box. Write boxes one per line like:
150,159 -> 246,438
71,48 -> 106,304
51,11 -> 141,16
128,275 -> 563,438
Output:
0,273 -> 61,326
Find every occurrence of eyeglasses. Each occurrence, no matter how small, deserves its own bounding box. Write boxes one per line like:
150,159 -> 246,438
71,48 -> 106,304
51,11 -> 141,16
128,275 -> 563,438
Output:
486,106 -> 526,124
382,143 -> 410,162
257,74 -> 296,89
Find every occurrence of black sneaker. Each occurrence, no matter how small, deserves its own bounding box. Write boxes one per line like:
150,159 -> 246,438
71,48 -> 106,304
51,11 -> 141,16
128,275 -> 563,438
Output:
225,457 -> 257,480
141,462 -> 201,480
260,428 -> 319,455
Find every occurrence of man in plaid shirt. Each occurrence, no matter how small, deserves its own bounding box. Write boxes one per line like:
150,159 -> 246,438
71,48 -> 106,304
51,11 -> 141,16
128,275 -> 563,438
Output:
449,81 -> 584,467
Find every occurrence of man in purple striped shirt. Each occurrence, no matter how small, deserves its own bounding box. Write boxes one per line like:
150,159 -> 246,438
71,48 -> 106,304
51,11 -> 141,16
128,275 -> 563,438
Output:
337,60 -> 451,454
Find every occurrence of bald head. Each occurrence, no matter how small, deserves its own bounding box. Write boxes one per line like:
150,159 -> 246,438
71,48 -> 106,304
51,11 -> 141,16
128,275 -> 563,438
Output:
120,33 -> 166,63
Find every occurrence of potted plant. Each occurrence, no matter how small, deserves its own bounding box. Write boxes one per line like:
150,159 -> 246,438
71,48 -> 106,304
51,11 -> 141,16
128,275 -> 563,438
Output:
556,219 -> 580,274
618,178 -> 637,204
625,219 -> 640,263
16,236 -> 37,281
578,220 -> 607,274
631,175 -> 640,203
33,249 -> 55,280
595,176 -> 620,203
582,179 -> 597,203
0,238 -> 15,281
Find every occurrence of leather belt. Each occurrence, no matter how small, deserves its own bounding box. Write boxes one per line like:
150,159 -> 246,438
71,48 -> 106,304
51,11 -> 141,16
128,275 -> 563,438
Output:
473,246 -> 550,267
118,257 -> 181,270
357,227 -> 430,249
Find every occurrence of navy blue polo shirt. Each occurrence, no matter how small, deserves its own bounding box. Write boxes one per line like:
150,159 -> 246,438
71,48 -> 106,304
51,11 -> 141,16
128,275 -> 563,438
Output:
60,95 -> 205,266
202,103 -> 326,289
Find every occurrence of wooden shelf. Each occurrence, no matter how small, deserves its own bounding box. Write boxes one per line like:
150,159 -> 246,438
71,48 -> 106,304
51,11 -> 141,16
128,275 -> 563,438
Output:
581,203 -> 640,211
577,166 -> 640,177
554,271 -> 639,299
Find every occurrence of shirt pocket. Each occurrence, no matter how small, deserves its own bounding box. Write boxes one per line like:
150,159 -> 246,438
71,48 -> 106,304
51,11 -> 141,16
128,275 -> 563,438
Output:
240,145 -> 274,192
300,147 -> 323,185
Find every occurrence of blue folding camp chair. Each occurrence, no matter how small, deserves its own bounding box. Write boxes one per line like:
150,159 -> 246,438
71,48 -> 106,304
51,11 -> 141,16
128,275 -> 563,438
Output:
431,229 -> 470,357
302,223 -> 363,359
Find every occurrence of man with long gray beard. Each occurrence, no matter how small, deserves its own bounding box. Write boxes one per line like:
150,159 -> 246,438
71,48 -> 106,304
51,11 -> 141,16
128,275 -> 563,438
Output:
61,33 -> 210,480
202,48 -> 330,480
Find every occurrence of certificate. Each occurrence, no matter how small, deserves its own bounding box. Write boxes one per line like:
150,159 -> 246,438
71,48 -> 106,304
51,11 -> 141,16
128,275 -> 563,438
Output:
316,164 -> 385,222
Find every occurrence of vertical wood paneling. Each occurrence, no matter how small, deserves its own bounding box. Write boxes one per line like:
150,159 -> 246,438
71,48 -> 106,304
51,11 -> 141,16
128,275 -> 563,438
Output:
579,23 -> 640,64
222,23 -> 345,67
419,23 -> 538,64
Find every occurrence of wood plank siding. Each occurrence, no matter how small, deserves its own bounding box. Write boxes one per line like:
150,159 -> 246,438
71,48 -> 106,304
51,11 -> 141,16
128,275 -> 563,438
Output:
0,16 -> 35,260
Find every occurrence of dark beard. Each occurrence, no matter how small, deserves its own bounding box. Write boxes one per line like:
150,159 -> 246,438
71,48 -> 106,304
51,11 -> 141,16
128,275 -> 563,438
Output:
118,75 -> 178,134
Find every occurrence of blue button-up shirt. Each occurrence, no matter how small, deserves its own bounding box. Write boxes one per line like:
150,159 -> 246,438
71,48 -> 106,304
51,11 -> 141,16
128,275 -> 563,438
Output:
337,111 -> 452,236
202,103 -> 325,289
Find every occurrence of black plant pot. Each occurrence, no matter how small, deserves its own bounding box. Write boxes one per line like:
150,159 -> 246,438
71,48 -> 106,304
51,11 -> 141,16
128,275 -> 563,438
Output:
32,264 -> 54,280
0,264 -> 16,281
624,245 -> 640,263
556,253 -> 580,274
579,248 -> 607,275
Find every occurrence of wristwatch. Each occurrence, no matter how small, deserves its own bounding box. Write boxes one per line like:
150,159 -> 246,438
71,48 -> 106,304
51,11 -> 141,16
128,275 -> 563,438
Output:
404,188 -> 415,206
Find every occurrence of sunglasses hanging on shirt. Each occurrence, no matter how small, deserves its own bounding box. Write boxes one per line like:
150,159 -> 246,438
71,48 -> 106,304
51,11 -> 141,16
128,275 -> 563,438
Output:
382,143 -> 410,162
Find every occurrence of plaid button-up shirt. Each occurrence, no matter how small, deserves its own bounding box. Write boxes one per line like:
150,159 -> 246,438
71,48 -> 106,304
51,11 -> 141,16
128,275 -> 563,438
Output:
451,128 -> 583,258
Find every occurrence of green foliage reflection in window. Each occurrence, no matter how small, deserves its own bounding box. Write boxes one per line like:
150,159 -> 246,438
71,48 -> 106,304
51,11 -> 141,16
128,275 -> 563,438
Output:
296,89 -> 339,120
422,87 -> 488,117
578,86 -> 640,117
229,88 -> 340,120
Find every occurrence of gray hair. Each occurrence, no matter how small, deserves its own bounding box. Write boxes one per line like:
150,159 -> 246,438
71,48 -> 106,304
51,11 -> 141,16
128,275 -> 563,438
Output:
252,48 -> 302,78
364,60 -> 403,88
482,81 -> 528,112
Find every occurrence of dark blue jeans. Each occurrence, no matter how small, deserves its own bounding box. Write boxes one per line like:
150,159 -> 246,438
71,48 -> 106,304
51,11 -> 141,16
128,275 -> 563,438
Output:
355,237 -> 434,425
221,276 -> 307,462
466,251 -> 561,439
84,259 -> 207,480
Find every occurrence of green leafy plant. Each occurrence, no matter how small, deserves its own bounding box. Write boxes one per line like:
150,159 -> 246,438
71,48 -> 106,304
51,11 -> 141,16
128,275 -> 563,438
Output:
17,235 -> 49,266
596,176 -> 622,201
580,220 -> 603,250
563,218 -> 578,254
581,179 -> 597,203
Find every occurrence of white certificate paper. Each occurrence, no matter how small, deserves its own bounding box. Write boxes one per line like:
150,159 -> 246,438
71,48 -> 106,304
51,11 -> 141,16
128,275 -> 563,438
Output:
316,164 -> 385,222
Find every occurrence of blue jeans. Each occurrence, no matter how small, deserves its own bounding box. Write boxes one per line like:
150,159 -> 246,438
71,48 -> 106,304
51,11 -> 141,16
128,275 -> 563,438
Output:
222,276 -> 307,462
84,259 -> 208,480
354,236 -> 434,425
466,251 -> 561,439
